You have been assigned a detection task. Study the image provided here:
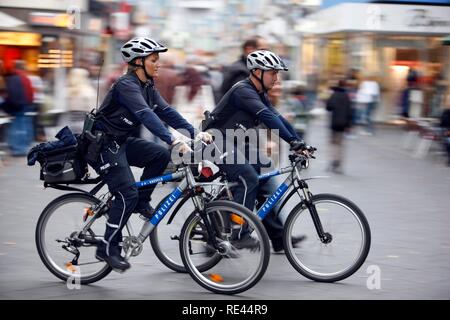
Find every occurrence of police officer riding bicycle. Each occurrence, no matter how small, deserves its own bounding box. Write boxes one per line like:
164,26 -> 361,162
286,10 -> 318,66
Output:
202,49 -> 315,252
84,37 -> 212,272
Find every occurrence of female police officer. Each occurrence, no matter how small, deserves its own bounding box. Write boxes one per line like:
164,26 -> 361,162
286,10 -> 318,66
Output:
89,37 -> 211,271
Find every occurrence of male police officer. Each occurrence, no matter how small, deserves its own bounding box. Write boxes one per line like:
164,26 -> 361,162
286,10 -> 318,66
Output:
205,50 -> 314,252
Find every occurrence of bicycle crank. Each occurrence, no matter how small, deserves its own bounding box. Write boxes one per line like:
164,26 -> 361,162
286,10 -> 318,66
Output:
123,236 -> 143,259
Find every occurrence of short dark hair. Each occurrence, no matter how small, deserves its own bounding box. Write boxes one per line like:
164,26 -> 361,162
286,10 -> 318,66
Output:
242,38 -> 258,51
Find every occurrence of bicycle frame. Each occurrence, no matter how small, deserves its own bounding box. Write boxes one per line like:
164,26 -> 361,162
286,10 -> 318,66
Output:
133,165 -> 203,243
255,162 -> 331,242
76,164 -> 203,248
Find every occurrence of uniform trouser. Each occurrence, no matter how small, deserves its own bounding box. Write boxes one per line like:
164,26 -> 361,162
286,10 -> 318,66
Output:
218,157 -> 284,241
89,137 -> 171,256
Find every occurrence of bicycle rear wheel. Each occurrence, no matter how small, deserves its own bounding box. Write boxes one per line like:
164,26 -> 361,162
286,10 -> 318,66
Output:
180,200 -> 270,295
36,193 -> 112,285
283,193 -> 371,282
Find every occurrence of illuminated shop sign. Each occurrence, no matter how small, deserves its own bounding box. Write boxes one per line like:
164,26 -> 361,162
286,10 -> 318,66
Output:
0,32 -> 41,46
29,12 -> 72,28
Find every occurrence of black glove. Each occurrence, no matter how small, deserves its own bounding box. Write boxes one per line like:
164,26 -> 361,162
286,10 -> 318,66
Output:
289,140 -> 307,152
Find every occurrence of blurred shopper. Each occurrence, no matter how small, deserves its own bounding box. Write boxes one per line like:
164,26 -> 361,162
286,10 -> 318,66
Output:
268,81 -> 282,107
266,81 -> 283,161
220,38 -> 259,98
27,69 -> 45,142
104,64 -> 126,94
208,64 -> 224,105
286,84 -> 310,140
2,60 -> 34,156
63,68 -> 96,134
440,91 -> 450,166
401,68 -> 423,118
356,75 -> 380,135
400,82 -> 411,118
175,61 -> 206,127
172,57 -> 216,131
154,52 -> 181,105
305,68 -> 319,110
346,68 -> 359,127
407,68 -> 419,85
408,83 -> 424,119
0,60 -> 6,105
326,79 -> 352,174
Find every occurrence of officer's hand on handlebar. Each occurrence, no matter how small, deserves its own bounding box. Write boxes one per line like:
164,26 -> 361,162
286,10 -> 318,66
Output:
171,139 -> 192,154
289,140 -> 317,158
195,131 -> 213,144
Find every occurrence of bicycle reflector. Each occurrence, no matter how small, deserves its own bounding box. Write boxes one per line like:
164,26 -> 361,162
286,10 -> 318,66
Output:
83,207 -> 94,222
65,262 -> 77,273
208,273 -> 224,283
201,167 -> 214,178
198,160 -> 214,178
230,213 -> 245,225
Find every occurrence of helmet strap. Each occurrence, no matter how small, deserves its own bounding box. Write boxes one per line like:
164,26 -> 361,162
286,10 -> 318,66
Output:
141,57 -> 153,81
251,70 -> 267,93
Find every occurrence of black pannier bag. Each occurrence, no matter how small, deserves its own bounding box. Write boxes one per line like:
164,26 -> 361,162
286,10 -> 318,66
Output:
39,144 -> 88,184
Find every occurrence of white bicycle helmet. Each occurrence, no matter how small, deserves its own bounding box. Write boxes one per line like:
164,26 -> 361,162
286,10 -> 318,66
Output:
121,37 -> 168,63
247,50 -> 288,71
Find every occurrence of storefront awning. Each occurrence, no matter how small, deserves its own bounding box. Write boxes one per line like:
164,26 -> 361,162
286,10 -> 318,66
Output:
297,3 -> 450,35
0,11 -> 26,28
0,11 -> 34,33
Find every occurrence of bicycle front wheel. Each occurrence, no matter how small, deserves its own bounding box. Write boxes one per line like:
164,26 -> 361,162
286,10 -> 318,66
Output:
180,200 -> 270,295
150,192 -> 222,273
283,193 -> 371,282
36,193 -> 112,285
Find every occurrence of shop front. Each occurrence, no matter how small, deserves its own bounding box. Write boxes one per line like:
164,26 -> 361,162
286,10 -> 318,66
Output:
297,2 -> 450,121
0,6 -> 105,117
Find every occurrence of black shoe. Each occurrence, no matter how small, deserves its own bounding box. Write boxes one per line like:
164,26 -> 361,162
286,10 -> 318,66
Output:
291,235 -> 307,247
231,235 -> 260,252
272,238 -> 284,253
95,249 -> 130,272
134,203 -> 156,220
272,235 -> 307,253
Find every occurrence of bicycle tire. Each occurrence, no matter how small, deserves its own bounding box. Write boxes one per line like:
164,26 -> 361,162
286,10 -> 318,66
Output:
180,200 -> 270,295
283,193 -> 371,282
36,193 -> 112,285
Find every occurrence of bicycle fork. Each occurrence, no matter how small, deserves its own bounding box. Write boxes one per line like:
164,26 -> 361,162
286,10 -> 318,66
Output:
299,181 -> 332,244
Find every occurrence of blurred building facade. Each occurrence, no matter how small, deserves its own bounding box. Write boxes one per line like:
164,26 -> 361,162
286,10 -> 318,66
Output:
297,1 -> 450,121
0,0 -> 112,114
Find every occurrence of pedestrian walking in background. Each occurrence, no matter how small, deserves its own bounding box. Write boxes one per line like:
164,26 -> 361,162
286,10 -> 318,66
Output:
326,79 -> 353,174
440,90 -> 450,166
0,60 -> 6,105
356,75 -> 380,135
154,52 -> 181,105
219,38 -> 259,99
27,68 -> 45,142
62,68 -> 97,134
345,68 -> 359,138
2,60 -> 34,156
